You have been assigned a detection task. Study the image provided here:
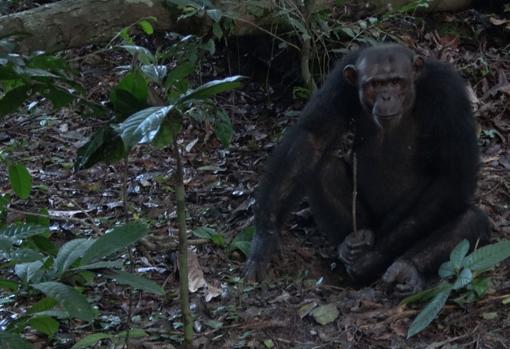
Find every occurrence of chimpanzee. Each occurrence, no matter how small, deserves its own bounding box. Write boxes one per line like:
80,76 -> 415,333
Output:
244,44 -> 490,294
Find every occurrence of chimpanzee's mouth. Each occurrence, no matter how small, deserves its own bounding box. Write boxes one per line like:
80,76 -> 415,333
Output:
376,113 -> 400,120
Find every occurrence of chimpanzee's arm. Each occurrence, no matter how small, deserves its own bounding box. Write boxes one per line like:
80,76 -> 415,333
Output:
245,56 -> 361,281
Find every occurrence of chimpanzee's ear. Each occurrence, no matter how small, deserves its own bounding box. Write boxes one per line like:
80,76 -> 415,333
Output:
343,65 -> 357,85
413,55 -> 424,78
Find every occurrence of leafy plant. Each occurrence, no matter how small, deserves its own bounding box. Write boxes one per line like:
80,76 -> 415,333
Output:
0,164 -> 163,348
404,239 -> 510,338
0,36 -> 93,118
73,23 -> 244,347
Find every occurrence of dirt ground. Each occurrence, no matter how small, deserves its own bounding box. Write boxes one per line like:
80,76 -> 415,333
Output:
1,4 -> 510,349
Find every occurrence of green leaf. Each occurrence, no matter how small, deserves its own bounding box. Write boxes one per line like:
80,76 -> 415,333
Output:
230,226 -> 255,257
400,283 -> 450,305
152,112 -> 182,148
115,106 -> 173,149
71,333 -> 112,349
0,85 -> 31,117
463,240 -> 510,272
108,271 -> 164,295
470,276 -> 490,297
8,163 -> 32,199
193,226 -> 215,239
28,297 -> 58,314
32,282 -> 96,322
0,332 -> 33,349
214,109 -> 233,147
8,249 -> 45,263
0,224 -> 48,242
73,260 -> 123,271
407,287 -> 452,338
15,260 -> 44,283
206,9 -> 223,22
179,75 -> 245,103
75,126 -> 126,170
53,239 -> 94,276
28,316 -> 59,337
138,20 -> 154,35
37,85 -> 75,109
110,71 -> 148,118
165,62 -> 195,88
450,239 -> 469,270
141,64 -> 167,83
118,45 -> 155,65
452,268 -> 473,290
0,279 -> 18,290
210,234 -> 225,247
81,223 -> 148,265
438,261 -> 455,278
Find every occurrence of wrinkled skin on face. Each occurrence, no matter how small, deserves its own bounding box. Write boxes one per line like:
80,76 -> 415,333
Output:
343,45 -> 424,128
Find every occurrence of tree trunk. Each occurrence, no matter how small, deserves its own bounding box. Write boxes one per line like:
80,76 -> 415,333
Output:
0,0 -> 176,53
0,0 -> 474,53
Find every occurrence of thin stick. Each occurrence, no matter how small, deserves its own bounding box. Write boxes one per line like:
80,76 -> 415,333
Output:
352,152 -> 358,237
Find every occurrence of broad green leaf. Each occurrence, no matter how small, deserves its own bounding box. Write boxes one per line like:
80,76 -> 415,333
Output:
8,163 -> 32,199
179,76 -> 245,103
165,62 -> 195,88
28,316 -> 59,337
407,287 -> 452,338
54,239 -> 94,276
0,237 -> 11,251
470,276 -> 490,297
0,224 -> 47,241
450,239 -> 469,270
230,226 -> 255,257
152,112 -> 182,148
116,105 -> 173,149
213,110 -> 233,147
452,268 -> 473,290
110,71 -> 148,118
81,223 -> 148,265
109,271 -> 164,295
210,234 -> 225,246
400,282 -> 450,305
30,234 -> 57,256
138,20 -> 154,35
118,45 -> 155,65
206,9 -> 223,22
0,279 -> 17,290
73,260 -> 123,271
75,126 -> 126,170
32,282 -> 96,322
38,85 -> 75,109
71,333 -> 112,349
463,240 -> 510,272
438,261 -> 455,278
193,227 -> 215,239
9,249 -> 45,263
141,64 -> 167,83
116,328 -> 148,338
15,260 -> 44,284
0,85 -> 31,117
28,297 -> 58,314
0,332 -> 33,349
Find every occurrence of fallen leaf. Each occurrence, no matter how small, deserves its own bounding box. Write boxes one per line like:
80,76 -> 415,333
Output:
311,303 -> 339,325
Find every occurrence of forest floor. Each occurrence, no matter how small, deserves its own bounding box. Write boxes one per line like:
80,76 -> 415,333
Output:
1,3 -> 510,349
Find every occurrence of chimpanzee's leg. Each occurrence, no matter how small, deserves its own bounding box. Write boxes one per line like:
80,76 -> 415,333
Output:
383,205 -> 490,294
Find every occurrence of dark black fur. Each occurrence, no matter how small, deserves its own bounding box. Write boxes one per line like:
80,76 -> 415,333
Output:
244,45 -> 490,292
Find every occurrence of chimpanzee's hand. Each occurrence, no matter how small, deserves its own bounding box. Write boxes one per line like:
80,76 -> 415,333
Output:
338,229 -> 375,266
243,232 -> 280,282
382,259 -> 424,296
